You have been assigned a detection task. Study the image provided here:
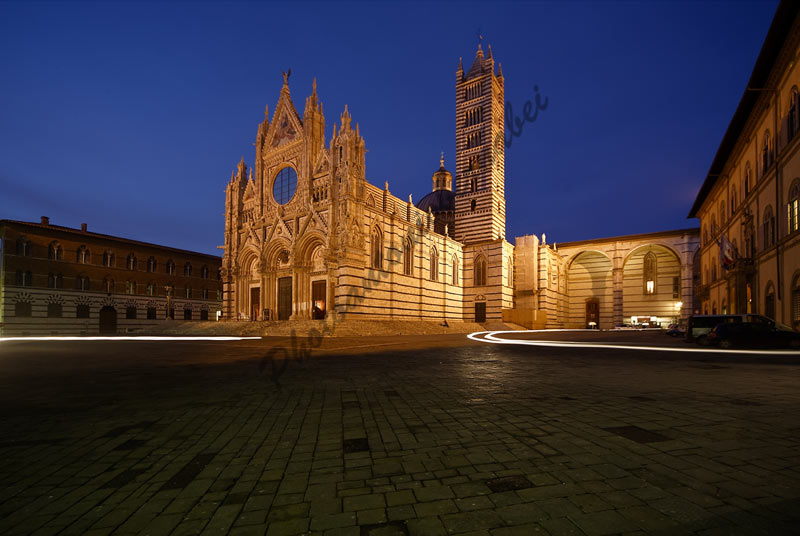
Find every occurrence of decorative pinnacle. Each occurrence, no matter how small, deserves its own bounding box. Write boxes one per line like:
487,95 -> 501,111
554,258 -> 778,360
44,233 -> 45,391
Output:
440,152 -> 444,167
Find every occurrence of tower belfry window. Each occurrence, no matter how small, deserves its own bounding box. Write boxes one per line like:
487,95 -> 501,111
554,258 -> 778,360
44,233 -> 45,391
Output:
644,252 -> 656,294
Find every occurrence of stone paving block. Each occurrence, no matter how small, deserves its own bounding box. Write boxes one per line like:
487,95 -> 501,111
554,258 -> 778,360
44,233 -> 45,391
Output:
342,493 -> 385,511
357,507 -> 387,525
568,509 -> 641,536
407,516 -> 447,536
265,517 -> 310,536
414,499 -> 458,517
309,512 -> 357,531
441,509 -> 504,533
387,504 -> 416,521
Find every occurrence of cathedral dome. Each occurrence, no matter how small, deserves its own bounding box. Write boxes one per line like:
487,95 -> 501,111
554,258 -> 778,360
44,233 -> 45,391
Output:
416,189 -> 455,213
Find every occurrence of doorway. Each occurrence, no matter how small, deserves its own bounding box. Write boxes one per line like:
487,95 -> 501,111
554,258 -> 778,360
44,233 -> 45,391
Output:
99,306 -> 117,334
312,280 -> 326,319
278,277 -> 292,320
250,287 -> 260,321
586,298 -> 600,328
475,302 -> 486,323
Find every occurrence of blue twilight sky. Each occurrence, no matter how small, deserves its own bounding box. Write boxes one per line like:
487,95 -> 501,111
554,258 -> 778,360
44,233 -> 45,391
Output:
0,0 -> 779,256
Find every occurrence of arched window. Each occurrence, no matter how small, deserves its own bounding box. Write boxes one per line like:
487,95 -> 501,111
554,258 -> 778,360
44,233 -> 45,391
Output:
47,273 -> 63,289
126,306 -> 137,319
452,255 -> 459,286
507,256 -> 513,287
76,275 -> 90,291
474,255 -> 487,286
47,303 -> 62,318
184,262 -> 192,277
370,227 -> 383,270
765,282 -> 776,320
48,241 -> 63,260
712,301 -> 717,315
77,246 -> 90,264
16,237 -> 31,256
166,260 -> 175,275
147,257 -> 157,273
76,304 -> 90,318
126,281 -> 136,295
15,270 -> 32,286
147,282 -> 156,296
710,214 -> 717,237
721,299 -> 728,315
762,131 -> 772,173
744,163 -> 751,197
730,186 -> 737,215
790,86 -> 799,139
103,250 -> 115,268
202,288 -> 209,300
789,180 -> 800,234
429,247 -> 438,282
792,274 -> 800,328
185,287 -> 192,299
403,237 -> 413,276
104,278 -> 115,293
470,199 -> 476,211
15,301 -> 32,317
471,177 -> 477,192
127,254 -> 137,271
719,200 -> 726,225
643,252 -> 656,294
712,261 -> 717,281
763,205 -> 775,248
702,226 -> 709,246
201,265 -> 209,279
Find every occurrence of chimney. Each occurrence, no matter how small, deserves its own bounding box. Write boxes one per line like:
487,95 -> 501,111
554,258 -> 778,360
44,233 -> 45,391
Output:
81,223 -> 87,232
40,216 -> 49,225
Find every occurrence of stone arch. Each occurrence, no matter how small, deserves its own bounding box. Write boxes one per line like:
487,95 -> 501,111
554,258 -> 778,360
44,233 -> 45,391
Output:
263,239 -> 292,271
297,232 -> 327,271
566,250 -> 613,328
622,244 -> 682,326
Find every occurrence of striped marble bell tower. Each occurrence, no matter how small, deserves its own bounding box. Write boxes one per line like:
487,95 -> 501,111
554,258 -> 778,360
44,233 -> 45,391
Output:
454,43 -> 506,244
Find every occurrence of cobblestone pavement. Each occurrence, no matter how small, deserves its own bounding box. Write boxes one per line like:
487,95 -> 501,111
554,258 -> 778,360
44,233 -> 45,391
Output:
0,333 -> 798,535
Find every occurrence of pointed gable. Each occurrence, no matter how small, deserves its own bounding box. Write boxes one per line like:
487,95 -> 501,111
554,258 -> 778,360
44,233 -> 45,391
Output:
266,80 -> 304,149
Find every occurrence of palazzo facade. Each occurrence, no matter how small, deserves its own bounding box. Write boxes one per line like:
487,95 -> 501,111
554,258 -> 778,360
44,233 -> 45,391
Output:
222,46 -> 698,329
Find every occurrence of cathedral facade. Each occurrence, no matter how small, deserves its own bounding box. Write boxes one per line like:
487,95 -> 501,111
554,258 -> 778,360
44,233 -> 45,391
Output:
222,46 -> 698,329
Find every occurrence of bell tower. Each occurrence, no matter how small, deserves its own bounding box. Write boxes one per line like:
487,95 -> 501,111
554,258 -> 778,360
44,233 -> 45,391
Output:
454,44 -> 505,244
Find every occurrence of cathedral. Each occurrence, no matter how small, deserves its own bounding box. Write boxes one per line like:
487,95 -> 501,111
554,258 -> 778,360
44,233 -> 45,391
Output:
222,46 -> 698,329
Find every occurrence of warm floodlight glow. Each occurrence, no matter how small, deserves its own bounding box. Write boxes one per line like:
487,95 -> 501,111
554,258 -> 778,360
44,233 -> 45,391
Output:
675,301 -> 683,309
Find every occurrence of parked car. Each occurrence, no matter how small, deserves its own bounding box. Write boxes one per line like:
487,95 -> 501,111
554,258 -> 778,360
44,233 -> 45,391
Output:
665,323 -> 686,337
686,314 -> 775,344
707,322 -> 800,349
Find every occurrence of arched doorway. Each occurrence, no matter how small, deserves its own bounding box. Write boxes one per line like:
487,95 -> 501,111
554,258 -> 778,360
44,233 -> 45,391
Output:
99,306 -> 117,334
567,251 -> 612,329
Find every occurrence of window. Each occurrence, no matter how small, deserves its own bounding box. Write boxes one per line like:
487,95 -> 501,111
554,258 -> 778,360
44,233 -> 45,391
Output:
47,273 -> 63,289
201,309 -> 209,321
507,256 -> 513,287
765,282 -> 776,320
166,260 -> 175,275
643,252 -> 656,294
744,163 -> 751,197
201,265 -> 209,279
403,237 -> 413,276
763,205 -> 776,248
471,199 -> 476,211
792,274 -> 800,328
672,276 -> 680,299
789,180 -> 800,234
126,281 -> 136,295
712,262 -> 717,282
15,301 -> 32,317
184,308 -> 192,320
77,246 -> 90,264
15,270 -> 32,287
790,86 -> 799,140
127,254 -> 137,271
104,278 -> 115,293
76,304 -> 90,318
710,214 -> 717,238
730,187 -> 737,215
48,242 -> 63,260
126,306 -> 137,319
474,255 -> 487,286
429,247 -> 438,282
147,307 -> 157,320
185,287 -> 192,299
469,156 -> 480,171
16,237 -> 31,256
719,200 -> 726,225
273,166 -> 298,205
76,276 -> 90,291
216,289 -> 222,301
47,303 -> 62,318
370,227 -> 383,270
103,250 -> 115,268
147,257 -> 157,272
762,131 -> 772,174
184,262 -> 192,277
146,282 -> 155,296
452,255 -> 459,286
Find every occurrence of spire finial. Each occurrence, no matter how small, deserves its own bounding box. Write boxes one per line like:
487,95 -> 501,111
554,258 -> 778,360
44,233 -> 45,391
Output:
440,152 -> 444,167
312,77 -> 317,95
282,68 -> 291,86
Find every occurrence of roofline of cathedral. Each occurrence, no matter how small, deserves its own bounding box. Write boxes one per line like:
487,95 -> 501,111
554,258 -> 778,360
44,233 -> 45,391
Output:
541,227 -> 700,248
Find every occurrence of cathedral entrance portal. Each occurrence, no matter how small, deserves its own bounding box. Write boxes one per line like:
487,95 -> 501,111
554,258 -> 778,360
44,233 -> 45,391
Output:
250,287 -> 260,321
475,302 -> 486,323
586,298 -> 600,328
278,277 -> 292,320
312,280 -> 326,319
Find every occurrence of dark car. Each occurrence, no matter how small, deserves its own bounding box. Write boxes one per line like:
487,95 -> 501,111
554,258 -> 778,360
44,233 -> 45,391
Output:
707,322 -> 800,349
665,323 -> 686,337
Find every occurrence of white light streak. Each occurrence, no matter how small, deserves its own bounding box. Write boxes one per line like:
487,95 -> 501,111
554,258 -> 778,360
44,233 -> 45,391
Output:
468,331 -> 800,356
0,336 -> 262,343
